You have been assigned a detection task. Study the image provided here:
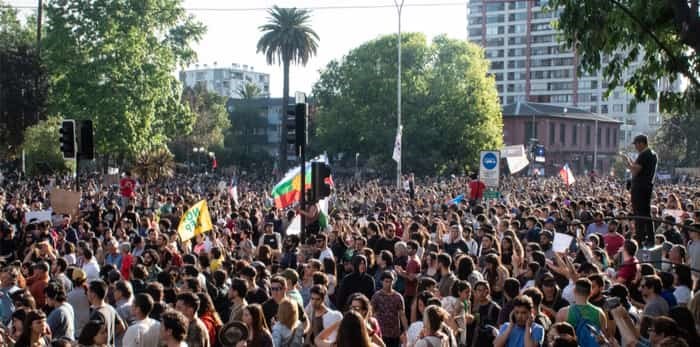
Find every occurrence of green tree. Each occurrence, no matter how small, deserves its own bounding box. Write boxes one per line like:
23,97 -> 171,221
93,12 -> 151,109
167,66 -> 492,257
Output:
654,89 -> 700,166
176,83 -> 231,150
548,0 -> 700,109
226,100 -> 270,159
22,116 -> 74,175
236,82 -> 262,99
0,2 -> 46,159
257,5 -> 319,171
43,0 -> 205,161
313,33 -> 502,175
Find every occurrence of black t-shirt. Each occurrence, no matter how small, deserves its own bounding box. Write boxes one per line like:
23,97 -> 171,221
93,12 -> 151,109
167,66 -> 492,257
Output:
633,148 -> 658,186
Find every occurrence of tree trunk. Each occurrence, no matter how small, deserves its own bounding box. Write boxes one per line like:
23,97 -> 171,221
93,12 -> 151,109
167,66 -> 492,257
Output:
280,58 -> 291,175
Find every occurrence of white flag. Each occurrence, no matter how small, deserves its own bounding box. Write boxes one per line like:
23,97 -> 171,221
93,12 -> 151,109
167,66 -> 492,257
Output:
392,126 -> 402,163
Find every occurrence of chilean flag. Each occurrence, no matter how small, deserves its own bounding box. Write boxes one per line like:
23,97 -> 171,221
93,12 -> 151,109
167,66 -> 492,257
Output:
559,164 -> 576,186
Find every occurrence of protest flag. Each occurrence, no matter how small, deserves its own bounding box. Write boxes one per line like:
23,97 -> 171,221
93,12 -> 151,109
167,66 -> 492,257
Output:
177,200 -> 213,242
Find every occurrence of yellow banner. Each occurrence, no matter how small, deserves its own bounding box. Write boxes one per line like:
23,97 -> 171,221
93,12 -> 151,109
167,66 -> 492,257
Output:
177,200 -> 213,242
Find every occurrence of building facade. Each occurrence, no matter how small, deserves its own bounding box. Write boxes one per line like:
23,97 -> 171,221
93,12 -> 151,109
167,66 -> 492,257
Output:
502,102 -> 622,175
179,62 -> 270,99
466,0 -> 667,148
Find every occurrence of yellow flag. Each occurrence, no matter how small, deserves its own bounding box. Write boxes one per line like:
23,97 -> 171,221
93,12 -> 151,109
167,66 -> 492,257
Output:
177,200 -> 213,242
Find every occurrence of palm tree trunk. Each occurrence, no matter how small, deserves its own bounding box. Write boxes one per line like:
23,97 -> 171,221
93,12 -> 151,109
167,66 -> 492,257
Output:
280,58 -> 290,174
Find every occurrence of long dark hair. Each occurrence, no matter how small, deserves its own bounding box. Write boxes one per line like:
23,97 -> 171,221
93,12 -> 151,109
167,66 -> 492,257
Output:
245,304 -> 270,345
336,311 -> 372,347
15,309 -> 46,347
78,319 -> 106,345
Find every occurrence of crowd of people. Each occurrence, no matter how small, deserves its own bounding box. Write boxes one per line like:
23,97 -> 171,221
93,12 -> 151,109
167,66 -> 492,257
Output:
0,156 -> 699,347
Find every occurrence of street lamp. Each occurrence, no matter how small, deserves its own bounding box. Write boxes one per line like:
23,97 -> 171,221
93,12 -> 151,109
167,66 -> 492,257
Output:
355,152 -> 360,178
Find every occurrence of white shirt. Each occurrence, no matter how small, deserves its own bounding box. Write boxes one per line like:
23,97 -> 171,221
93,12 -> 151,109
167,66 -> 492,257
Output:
674,285 -> 691,305
319,247 -> 334,262
122,317 -> 161,347
406,321 -> 424,347
82,258 -> 100,281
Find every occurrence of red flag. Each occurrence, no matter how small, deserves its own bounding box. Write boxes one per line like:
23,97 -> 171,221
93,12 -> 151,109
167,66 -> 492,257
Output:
212,158 -> 218,170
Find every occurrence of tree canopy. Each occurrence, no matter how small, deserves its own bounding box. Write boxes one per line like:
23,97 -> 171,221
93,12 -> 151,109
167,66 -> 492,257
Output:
0,2 -> 46,159
313,33 -> 503,175
43,0 -> 206,158
549,0 -> 700,109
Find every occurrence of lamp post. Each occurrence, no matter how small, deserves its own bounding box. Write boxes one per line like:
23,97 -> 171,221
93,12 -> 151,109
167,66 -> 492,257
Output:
395,0 -> 404,190
355,152 -> 360,178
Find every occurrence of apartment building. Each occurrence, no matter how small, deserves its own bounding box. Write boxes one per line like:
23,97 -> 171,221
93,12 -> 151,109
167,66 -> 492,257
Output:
466,0 -> 668,148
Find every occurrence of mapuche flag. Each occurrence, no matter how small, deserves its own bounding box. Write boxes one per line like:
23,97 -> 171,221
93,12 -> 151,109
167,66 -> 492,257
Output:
271,154 -> 328,209
177,200 -> 213,242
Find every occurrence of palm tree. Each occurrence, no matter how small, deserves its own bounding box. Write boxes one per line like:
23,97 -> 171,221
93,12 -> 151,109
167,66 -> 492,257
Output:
236,83 -> 262,100
257,5 -> 319,172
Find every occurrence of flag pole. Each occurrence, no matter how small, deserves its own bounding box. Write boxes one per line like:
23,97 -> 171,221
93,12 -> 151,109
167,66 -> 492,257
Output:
395,0 -> 404,190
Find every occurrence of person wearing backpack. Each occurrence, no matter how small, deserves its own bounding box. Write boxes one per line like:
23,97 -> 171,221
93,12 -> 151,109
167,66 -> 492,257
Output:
555,278 -> 608,347
494,295 -> 545,347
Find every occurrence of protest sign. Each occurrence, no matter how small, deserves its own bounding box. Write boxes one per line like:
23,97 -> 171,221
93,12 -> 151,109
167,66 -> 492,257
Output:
553,232 -> 573,253
50,189 -> 81,217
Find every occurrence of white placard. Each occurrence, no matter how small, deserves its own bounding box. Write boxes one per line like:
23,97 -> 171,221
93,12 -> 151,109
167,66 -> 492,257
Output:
553,232 -> 574,253
25,210 -> 53,224
479,150 -> 500,187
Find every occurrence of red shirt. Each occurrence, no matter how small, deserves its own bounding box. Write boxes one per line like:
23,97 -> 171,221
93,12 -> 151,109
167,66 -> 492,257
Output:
603,233 -> 625,258
617,257 -> 638,283
404,256 -> 421,296
119,177 -> 136,198
469,180 -> 486,200
120,253 -> 134,280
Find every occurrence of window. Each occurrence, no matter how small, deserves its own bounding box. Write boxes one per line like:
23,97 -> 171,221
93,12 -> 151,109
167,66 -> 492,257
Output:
601,104 -> 608,114
648,103 -> 658,113
469,28 -> 482,37
486,26 -> 505,35
525,121 -> 538,139
613,104 -> 623,112
586,125 -> 592,145
572,125 -> 578,145
590,105 -> 597,113
560,124 -> 566,144
597,127 -> 602,146
549,123 -> 555,145
491,61 -> 504,70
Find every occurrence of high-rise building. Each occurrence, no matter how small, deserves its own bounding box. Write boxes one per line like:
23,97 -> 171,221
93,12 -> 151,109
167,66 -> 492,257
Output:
179,62 -> 270,99
466,0 -> 671,148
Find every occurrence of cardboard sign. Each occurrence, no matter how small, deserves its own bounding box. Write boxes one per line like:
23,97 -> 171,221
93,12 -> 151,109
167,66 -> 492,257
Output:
50,189 -> 82,217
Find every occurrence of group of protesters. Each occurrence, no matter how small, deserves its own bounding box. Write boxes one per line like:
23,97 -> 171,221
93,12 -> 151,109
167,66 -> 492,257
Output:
0,146 -> 699,346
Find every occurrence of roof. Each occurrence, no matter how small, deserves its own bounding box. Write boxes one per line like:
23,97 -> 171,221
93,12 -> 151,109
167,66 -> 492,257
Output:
501,101 -> 621,123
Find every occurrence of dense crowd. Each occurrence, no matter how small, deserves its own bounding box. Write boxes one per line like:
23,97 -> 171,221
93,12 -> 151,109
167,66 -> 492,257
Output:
0,163 -> 699,347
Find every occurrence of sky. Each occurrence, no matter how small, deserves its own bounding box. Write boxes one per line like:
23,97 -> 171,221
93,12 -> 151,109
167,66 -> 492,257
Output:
10,0 -> 469,97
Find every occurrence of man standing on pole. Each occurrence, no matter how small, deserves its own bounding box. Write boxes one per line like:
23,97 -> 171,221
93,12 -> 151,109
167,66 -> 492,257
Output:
622,134 -> 658,247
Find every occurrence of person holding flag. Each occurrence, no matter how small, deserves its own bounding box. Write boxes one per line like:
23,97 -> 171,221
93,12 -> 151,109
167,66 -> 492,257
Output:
559,164 -> 575,186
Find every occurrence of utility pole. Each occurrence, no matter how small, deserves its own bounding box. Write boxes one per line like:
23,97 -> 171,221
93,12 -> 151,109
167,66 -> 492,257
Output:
395,0 -> 404,190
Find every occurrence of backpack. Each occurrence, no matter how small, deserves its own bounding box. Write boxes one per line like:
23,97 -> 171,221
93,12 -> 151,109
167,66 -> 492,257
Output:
570,305 -> 602,347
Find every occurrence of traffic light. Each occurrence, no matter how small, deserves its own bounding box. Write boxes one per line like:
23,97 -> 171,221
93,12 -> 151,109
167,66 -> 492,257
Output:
59,120 -> 76,159
534,144 -> 546,163
311,162 -> 332,202
286,103 -> 307,154
78,120 -> 94,160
